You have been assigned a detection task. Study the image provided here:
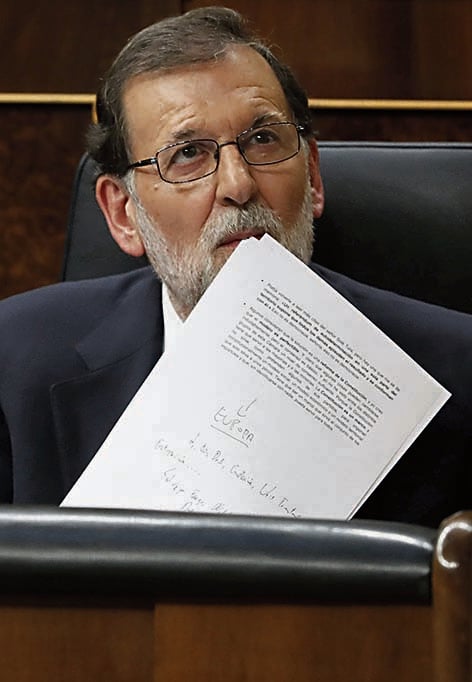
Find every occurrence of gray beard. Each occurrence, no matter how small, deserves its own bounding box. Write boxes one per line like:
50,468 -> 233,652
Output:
130,180 -> 314,319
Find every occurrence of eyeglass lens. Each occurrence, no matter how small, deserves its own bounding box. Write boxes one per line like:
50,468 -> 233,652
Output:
157,122 -> 300,183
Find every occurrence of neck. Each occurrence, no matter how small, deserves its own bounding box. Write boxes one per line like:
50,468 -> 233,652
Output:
167,288 -> 192,321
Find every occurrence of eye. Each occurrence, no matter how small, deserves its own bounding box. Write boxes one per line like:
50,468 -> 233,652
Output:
247,127 -> 280,146
157,139 -> 218,182
171,142 -> 209,166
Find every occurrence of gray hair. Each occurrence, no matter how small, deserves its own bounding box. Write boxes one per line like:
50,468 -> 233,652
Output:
87,6 -> 313,177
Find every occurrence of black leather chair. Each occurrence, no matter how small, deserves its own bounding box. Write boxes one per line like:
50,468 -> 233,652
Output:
63,142 -> 472,314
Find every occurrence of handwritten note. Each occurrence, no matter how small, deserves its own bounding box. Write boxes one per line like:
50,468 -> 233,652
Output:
62,236 -> 450,519
211,397 -> 257,447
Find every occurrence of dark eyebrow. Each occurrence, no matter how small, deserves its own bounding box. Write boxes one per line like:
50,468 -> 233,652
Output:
164,113 -> 288,147
170,128 -> 198,143
250,112 -> 288,128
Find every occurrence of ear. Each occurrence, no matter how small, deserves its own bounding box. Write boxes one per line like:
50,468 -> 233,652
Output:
307,139 -> 325,219
95,175 -> 146,257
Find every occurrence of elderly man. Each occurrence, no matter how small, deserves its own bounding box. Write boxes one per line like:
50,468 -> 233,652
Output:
0,7 -> 471,525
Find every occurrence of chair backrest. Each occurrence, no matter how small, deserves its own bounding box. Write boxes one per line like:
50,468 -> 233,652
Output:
63,153 -> 148,281
315,142 -> 472,313
63,142 -> 472,314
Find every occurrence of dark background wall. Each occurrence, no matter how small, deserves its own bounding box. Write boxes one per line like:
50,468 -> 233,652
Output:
1,0 -> 470,299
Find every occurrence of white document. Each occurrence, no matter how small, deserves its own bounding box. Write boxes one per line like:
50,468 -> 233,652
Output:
62,235 -> 450,519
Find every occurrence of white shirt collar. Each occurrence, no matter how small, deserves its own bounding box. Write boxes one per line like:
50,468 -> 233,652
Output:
162,284 -> 184,353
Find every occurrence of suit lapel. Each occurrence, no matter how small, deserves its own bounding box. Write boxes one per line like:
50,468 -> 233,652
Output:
50,270 -> 164,494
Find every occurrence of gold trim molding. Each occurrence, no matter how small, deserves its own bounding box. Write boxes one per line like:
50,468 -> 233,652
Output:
308,98 -> 472,111
0,93 -> 95,105
0,93 -> 471,112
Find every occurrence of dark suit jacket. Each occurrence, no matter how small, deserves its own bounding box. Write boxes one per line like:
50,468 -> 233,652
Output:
1,264 -> 471,527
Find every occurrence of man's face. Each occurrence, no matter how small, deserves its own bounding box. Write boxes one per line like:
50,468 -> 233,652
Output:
107,45 -> 324,318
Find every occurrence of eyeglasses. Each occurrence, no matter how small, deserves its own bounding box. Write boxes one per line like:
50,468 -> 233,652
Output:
127,121 -> 305,184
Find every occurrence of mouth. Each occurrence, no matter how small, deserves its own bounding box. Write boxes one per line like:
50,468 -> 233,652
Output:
218,231 -> 265,250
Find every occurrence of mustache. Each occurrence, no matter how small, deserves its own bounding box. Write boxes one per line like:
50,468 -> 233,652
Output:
198,203 -> 283,249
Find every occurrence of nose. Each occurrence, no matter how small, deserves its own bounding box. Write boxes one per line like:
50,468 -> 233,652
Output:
214,142 -> 257,207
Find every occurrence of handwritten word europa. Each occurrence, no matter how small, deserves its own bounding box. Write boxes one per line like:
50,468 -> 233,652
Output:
211,398 -> 257,447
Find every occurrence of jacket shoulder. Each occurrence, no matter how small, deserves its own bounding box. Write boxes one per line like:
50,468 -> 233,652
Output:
0,267 -> 156,325
0,267 -> 159,359
311,262 -> 472,405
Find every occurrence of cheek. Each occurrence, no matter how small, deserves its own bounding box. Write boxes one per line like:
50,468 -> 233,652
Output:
141,183 -> 215,245
260,168 -> 308,224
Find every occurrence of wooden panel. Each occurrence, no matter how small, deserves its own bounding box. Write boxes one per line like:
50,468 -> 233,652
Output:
0,0 -> 181,92
0,599 -> 433,681
412,0 -> 472,99
154,603 -> 433,681
312,108 -> 472,142
0,104 -> 91,299
184,0 -> 472,100
3,0 -> 471,98
0,603 -> 154,682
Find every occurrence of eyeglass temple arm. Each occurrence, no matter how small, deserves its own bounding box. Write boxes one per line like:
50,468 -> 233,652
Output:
127,157 -> 157,170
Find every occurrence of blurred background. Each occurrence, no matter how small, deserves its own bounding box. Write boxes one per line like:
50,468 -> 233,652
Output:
1,0 -> 471,299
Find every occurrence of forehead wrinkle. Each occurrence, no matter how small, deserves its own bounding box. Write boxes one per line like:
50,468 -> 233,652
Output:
166,102 -> 290,144
168,109 -> 287,146
124,47 -> 293,154
155,107 -> 209,147
156,81 -> 290,141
